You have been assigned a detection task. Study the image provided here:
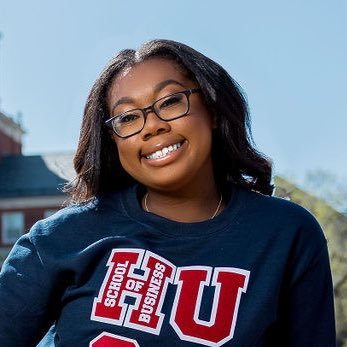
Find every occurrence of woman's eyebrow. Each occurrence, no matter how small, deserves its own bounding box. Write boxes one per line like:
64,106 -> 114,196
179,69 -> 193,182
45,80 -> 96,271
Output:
111,79 -> 186,112
153,79 -> 186,93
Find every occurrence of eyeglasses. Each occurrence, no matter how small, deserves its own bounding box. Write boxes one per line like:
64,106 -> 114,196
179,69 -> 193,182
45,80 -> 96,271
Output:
105,88 -> 200,138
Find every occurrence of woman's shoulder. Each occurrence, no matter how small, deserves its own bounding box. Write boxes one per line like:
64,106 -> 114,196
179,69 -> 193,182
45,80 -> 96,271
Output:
241,186 -> 319,221
236,186 -> 325,242
235,187 -> 328,265
28,189 -> 127,238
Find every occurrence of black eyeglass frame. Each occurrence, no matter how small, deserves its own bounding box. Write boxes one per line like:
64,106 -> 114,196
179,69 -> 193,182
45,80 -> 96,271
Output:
105,88 -> 201,138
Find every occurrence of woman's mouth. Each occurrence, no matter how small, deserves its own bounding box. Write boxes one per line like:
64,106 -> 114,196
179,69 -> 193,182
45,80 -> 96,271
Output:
145,142 -> 182,160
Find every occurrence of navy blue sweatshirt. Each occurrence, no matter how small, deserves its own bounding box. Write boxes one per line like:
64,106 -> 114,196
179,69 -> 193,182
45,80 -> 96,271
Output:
0,185 -> 336,346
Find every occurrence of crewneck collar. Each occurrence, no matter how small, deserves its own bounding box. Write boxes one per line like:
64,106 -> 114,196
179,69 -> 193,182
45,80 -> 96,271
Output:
118,184 -> 246,238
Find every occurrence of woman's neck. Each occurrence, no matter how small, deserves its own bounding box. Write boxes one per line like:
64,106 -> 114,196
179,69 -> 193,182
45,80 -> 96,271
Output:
142,186 -> 225,223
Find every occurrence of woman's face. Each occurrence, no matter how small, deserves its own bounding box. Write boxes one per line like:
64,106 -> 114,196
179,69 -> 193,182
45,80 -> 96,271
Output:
107,58 -> 216,192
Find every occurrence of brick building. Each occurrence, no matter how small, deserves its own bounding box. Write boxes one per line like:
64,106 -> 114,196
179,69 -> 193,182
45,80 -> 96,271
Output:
0,111 -> 74,265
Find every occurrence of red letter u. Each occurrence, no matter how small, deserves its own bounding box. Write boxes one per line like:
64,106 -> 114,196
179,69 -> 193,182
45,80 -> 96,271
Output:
170,266 -> 249,347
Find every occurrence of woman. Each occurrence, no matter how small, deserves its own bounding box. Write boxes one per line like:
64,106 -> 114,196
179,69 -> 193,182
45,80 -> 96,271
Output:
0,39 -> 335,346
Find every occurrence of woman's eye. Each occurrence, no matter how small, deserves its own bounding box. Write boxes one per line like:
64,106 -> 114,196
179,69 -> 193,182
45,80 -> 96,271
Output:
160,95 -> 182,109
117,113 -> 139,124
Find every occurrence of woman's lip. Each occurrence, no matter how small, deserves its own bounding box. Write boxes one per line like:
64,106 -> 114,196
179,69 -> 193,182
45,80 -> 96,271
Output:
141,140 -> 186,165
141,140 -> 185,158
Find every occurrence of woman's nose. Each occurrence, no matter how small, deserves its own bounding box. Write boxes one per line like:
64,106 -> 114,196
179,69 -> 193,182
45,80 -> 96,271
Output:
141,111 -> 171,140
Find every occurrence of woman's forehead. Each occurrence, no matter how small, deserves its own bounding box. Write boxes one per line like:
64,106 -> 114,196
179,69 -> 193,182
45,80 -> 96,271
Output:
118,58 -> 188,82
108,58 -> 194,101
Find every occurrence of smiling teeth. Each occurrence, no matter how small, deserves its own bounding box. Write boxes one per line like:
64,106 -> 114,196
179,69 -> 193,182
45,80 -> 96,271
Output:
146,142 -> 182,159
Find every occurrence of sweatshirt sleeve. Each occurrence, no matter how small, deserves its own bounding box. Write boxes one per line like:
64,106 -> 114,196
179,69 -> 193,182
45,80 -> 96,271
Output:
0,231 -> 58,346
278,227 -> 336,346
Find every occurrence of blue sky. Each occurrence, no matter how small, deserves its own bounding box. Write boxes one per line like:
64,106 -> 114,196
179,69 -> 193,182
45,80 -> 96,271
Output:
1,0 -> 346,184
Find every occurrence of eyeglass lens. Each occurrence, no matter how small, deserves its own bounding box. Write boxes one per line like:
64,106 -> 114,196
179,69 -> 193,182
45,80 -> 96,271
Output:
113,92 -> 189,137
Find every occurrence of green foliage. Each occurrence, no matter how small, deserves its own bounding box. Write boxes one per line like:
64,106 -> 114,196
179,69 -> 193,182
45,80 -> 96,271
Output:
303,169 -> 347,212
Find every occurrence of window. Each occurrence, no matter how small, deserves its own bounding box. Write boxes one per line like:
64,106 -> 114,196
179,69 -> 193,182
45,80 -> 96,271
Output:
1,212 -> 24,245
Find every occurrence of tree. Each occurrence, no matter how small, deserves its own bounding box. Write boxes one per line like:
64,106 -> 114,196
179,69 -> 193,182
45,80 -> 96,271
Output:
303,169 -> 347,213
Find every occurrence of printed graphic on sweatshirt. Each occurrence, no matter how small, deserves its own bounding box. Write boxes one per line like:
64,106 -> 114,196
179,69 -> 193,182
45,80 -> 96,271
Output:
91,249 -> 250,347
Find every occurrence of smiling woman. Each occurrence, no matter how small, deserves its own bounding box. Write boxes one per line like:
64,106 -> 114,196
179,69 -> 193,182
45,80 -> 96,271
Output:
0,39 -> 336,346
105,58 -> 218,217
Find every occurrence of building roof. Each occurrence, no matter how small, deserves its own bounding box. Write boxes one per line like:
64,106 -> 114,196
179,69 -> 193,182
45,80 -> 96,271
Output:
0,152 -> 75,198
